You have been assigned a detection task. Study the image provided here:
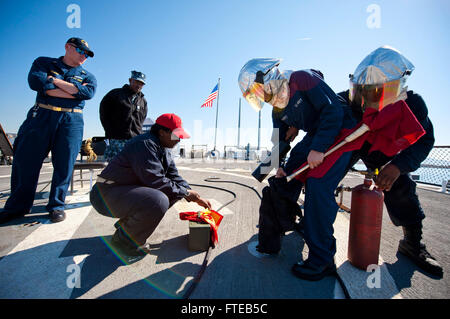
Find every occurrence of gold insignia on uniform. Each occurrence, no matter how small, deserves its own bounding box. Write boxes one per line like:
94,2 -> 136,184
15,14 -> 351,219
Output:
81,40 -> 88,47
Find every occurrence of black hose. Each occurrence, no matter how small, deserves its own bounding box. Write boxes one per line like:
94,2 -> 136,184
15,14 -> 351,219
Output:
181,241 -> 213,299
335,271 -> 351,299
189,180 -> 238,210
181,179 -> 237,299
182,176 -> 351,300
203,177 -> 262,200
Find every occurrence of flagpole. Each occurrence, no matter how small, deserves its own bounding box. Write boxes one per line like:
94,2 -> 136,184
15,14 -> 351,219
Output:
237,98 -> 241,148
213,77 -> 220,151
257,108 -> 261,150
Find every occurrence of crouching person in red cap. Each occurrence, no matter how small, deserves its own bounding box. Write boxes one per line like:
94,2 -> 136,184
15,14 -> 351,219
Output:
90,113 -> 211,256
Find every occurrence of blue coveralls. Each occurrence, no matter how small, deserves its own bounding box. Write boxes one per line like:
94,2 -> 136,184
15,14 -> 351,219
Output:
89,132 -> 191,245
273,70 -> 356,266
339,90 -> 434,227
4,56 -> 96,214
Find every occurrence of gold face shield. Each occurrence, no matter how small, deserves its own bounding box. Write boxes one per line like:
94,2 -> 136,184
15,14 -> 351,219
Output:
350,46 -> 414,111
242,82 -> 268,111
238,58 -> 288,112
242,70 -> 290,111
350,79 -> 403,111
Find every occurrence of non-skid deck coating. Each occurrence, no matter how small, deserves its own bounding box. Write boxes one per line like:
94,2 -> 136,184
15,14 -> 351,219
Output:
0,160 -> 448,299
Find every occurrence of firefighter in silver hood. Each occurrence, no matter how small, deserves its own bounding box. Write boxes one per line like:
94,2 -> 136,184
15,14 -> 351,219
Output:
339,46 -> 442,278
239,58 -> 356,281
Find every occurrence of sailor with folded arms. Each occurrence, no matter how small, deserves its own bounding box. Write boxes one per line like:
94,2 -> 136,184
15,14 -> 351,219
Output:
0,37 -> 97,224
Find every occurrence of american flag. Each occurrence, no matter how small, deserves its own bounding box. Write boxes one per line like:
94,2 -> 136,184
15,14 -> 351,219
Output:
201,84 -> 218,108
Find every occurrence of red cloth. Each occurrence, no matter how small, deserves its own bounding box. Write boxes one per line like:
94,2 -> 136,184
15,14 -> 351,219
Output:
179,209 -> 223,247
293,100 -> 426,182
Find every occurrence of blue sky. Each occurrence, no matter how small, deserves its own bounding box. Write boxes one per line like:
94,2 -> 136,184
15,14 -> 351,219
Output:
1,0 -> 449,150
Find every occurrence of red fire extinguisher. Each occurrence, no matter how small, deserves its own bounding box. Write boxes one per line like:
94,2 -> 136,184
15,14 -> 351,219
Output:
348,171 -> 384,270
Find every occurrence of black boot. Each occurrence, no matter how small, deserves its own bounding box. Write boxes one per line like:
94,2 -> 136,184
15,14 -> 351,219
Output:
291,259 -> 337,281
0,210 -> 26,224
398,223 -> 443,278
111,227 -> 151,256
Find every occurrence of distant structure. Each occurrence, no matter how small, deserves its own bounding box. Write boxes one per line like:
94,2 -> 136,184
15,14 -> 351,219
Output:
142,118 -> 154,133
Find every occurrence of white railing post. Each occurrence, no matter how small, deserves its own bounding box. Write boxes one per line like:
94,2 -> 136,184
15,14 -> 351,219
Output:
441,179 -> 448,193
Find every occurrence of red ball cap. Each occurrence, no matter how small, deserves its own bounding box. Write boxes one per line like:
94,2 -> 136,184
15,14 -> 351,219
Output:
155,113 -> 190,139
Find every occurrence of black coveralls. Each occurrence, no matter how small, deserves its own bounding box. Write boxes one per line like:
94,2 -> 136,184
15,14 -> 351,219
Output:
338,90 -> 435,226
89,132 -> 190,244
